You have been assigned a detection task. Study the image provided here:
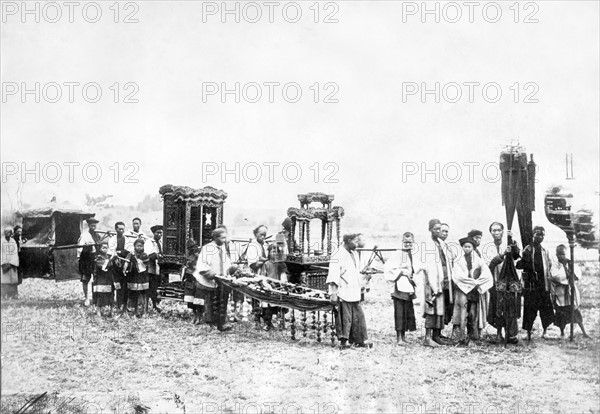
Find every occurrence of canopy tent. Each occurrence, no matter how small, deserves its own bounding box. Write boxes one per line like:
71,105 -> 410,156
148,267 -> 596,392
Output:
15,202 -> 95,279
16,201 -> 95,247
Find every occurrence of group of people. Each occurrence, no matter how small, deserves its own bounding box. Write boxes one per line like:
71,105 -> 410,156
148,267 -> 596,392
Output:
1,215 -> 591,349
75,217 -> 164,317
181,220 -> 293,332
325,219 -> 590,349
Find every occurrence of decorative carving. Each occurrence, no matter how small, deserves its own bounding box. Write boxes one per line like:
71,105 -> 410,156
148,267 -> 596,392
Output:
285,254 -> 330,264
330,311 -> 336,346
291,310 -> 296,340
302,311 -> 308,338
297,193 -> 335,208
159,184 -> 228,204
160,184 -> 227,264
327,222 -> 333,255
306,221 -> 310,256
316,312 -> 321,342
290,217 -> 297,253
299,222 -> 305,254
287,206 -> 344,222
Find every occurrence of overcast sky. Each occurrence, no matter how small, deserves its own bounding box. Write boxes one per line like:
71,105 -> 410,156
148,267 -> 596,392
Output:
2,1 -> 599,243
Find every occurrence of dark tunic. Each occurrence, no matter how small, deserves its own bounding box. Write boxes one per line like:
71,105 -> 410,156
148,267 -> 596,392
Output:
183,251 -> 199,309
93,254 -> 114,307
126,253 -> 149,291
79,230 -> 101,279
518,244 -> 554,331
487,242 -> 521,336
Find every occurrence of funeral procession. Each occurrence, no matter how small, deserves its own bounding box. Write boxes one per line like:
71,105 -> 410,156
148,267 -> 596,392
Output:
2,1 -> 600,413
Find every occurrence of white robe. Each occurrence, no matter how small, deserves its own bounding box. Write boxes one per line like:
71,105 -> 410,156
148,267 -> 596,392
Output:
452,252 -> 493,329
1,238 -> 19,284
194,241 -> 231,289
326,247 -> 362,302
77,230 -> 97,258
245,239 -> 268,277
144,238 -> 162,275
550,260 -> 581,308
417,238 -> 454,315
384,250 -> 416,295
452,253 -> 494,295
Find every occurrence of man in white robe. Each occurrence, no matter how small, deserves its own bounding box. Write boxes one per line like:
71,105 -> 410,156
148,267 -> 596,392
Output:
327,233 -> 371,348
244,225 -> 277,330
384,232 -> 419,344
195,228 -> 233,332
145,225 -> 163,313
77,218 -> 100,306
451,237 -> 494,344
550,244 -> 590,338
417,219 -> 454,347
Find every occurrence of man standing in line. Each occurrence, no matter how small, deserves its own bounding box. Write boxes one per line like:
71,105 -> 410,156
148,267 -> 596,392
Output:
517,226 -> 555,341
77,218 -> 101,307
451,237 -> 494,344
195,228 -> 233,332
108,221 -> 132,313
327,233 -> 371,349
145,225 -> 163,313
246,225 -> 275,330
551,245 -> 590,339
486,221 -> 521,343
419,219 -> 453,347
384,232 -> 418,345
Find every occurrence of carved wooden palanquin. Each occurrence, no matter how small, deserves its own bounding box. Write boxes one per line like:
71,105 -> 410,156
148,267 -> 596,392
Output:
159,184 -> 227,265
285,192 -> 344,290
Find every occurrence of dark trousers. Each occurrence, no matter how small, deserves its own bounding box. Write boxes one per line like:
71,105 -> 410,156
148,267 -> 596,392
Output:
202,283 -> 229,329
522,289 -> 554,332
444,288 -> 453,325
334,300 -> 368,344
110,267 -> 128,310
393,297 -> 416,333
127,289 -> 147,314
148,273 -> 161,307
116,275 -> 128,310
554,306 -> 583,331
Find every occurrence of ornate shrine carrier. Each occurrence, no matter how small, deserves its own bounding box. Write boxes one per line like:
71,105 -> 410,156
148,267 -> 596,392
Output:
156,184 -> 227,301
284,192 -> 344,290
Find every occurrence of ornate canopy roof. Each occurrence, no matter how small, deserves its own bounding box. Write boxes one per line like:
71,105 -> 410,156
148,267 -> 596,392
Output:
17,202 -> 95,219
159,185 -> 228,204
298,192 -> 335,206
287,206 -> 344,221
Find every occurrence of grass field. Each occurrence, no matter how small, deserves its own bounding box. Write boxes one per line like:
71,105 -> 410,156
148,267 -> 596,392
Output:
2,264 -> 599,414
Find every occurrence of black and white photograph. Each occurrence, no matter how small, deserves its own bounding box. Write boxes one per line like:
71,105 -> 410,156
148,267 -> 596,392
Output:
1,1 -> 599,413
